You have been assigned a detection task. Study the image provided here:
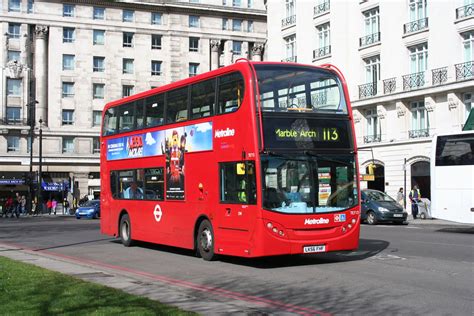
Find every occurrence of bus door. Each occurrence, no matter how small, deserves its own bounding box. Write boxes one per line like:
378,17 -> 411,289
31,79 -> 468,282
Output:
217,161 -> 257,250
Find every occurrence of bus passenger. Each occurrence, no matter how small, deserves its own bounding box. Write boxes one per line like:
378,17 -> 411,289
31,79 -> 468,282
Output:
123,181 -> 144,199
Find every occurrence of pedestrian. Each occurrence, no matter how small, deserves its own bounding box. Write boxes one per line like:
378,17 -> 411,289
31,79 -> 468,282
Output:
12,192 -> 20,218
20,195 -> 26,215
63,198 -> 70,215
46,199 -> 52,215
409,185 -> 421,219
4,196 -> 13,218
32,198 -> 37,216
396,187 -> 404,207
51,199 -> 57,215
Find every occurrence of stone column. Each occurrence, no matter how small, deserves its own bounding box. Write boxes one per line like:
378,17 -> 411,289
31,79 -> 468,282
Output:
34,25 -> 48,125
210,39 -> 220,70
2,32 -> 8,119
251,43 -> 264,61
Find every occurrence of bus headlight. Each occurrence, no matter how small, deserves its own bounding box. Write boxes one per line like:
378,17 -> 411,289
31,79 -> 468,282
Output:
378,207 -> 389,213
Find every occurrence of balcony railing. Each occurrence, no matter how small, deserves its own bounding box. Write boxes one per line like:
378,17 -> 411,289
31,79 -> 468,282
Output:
359,32 -> 380,47
281,15 -> 296,28
0,118 -> 28,126
383,77 -> 396,94
313,45 -> 331,59
456,4 -> 474,19
359,82 -> 377,99
314,1 -> 330,15
403,17 -> 428,34
455,61 -> 473,81
432,67 -> 447,85
282,56 -> 297,63
408,128 -> 430,139
403,71 -> 425,91
364,135 -> 382,144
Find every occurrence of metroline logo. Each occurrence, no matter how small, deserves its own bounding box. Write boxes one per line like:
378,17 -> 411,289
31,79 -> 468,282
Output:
214,128 -> 235,138
304,218 -> 329,225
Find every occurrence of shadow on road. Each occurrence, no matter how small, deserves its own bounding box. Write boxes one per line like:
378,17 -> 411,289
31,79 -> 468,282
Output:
436,227 -> 474,234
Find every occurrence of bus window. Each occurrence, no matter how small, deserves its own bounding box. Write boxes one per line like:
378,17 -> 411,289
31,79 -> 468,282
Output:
118,102 -> 135,132
218,72 -> 245,114
145,94 -> 164,127
220,161 -> 256,204
103,108 -> 118,136
167,87 -> 188,123
144,168 -> 164,200
191,79 -> 216,119
135,99 -> 145,129
110,171 -> 118,198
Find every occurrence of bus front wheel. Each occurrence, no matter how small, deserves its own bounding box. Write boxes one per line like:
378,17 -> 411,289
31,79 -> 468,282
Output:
197,220 -> 216,261
120,214 -> 134,247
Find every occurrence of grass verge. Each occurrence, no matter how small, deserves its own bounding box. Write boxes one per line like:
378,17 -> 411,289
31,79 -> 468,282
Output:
0,255 -> 194,315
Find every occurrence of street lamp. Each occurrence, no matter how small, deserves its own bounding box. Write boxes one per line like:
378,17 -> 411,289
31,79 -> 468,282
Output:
27,100 -> 38,214
37,118 -> 43,214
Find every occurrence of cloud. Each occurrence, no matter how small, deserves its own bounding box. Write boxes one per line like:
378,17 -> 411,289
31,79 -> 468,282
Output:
145,133 -> 156,145
195,122 -> 212,133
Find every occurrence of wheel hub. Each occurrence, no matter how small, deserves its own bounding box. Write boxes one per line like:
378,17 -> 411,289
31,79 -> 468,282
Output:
200,229 -> 212,252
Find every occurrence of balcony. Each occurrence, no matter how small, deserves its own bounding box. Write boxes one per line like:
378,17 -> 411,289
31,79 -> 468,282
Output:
432,67 -> 447,85
402,71 -> 425,91
383,77 -> 396,94
314,1 -> 330,16
281,15 -> 296,28
455,61 -> 473,81
408,128 -> 430,139
282,56 -> 297,63
359,32 -> 380,47
364,135 -> 382,144
0,118 -> 28,126
313,45 -> 331,59
359,82 -> 377,99
456,4 -> 474,19
403,17 -> 428,34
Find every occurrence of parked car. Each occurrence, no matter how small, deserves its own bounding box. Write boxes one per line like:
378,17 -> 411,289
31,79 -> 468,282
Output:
75,200 -> 100,219
361,189 -> 407,225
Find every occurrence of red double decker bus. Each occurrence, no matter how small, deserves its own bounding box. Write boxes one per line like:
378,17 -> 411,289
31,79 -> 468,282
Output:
100,61 -> 360,260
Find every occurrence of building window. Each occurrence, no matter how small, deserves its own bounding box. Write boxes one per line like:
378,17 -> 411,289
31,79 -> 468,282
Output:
364,8 -> 379,35
7,136 -> 20,152
284,34 -> 296,60
62,110 -> 74,125
123,32 -> 134,47
151,12 -> 162,25
93,111 -> 102,127
62,137 -> 74,153
123,59 -> 134,74
7,79 -> 21,96
411,101 -> 429,133
93,30 -> 105,45
409,0 -> 427,21
93,83 -> 105,99
317,23 -> 330,50
233,0 -> 242,7
93,7 -> 105,20
93,137 -> 100,154
365,109 -> 380,142
93,56 -> 105,72
8,23 -> 21,39
463,32 -> 474,62
63,4 -> 75,17
222,18 -> 228,30
285,0 -> 295,18
123,10 -> 134,22
189,15 -> 200,27
247,20 -> 254,32
62,54 -> 75,71
8,51 -> 20,62
62,82 -> 75,98
365,56 -> 380,84
463,93 -> 473,121
151,61 -> 162,76
189,63 -> 199,77
189,37 -> 199,52
27,0 -> 34,13
232,41 -> 242,55
9,0 -> 21,12
63,27 -> 75,43
122,85 -> 134,97
232,19 -> 242,31
151,34 -> 162,49
409,43 -> 428,73
248,0 -> 253,8
6,107 -> 21,123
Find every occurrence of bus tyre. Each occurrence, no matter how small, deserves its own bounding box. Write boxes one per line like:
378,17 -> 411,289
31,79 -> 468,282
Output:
120,214 -> 134,247
367,211 -> 377,225
197,220 -> 216,261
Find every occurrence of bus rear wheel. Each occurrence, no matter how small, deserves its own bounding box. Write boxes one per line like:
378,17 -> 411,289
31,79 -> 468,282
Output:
120,214 -> 134,247
197,220 -> 216,261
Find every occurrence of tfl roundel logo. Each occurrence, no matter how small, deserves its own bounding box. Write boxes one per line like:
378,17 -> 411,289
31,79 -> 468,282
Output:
334,214 -> 346,222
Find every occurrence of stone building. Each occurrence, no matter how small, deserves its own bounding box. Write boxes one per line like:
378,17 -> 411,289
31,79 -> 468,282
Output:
0,0 -> 266,204
265,0 -> 473,208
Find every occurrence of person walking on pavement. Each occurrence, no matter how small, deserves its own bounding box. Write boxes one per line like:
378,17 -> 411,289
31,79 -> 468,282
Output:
63,198 -> 70,215
12,192 -> 21,218
20,195 -> 26,216
51,199 -> 57,215
409,185 -> 421,219
396,187 -> 404,208
46,199 -> 52,215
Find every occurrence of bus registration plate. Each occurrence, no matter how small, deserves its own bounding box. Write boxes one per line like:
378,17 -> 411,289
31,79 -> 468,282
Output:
303,245 -> 326,253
